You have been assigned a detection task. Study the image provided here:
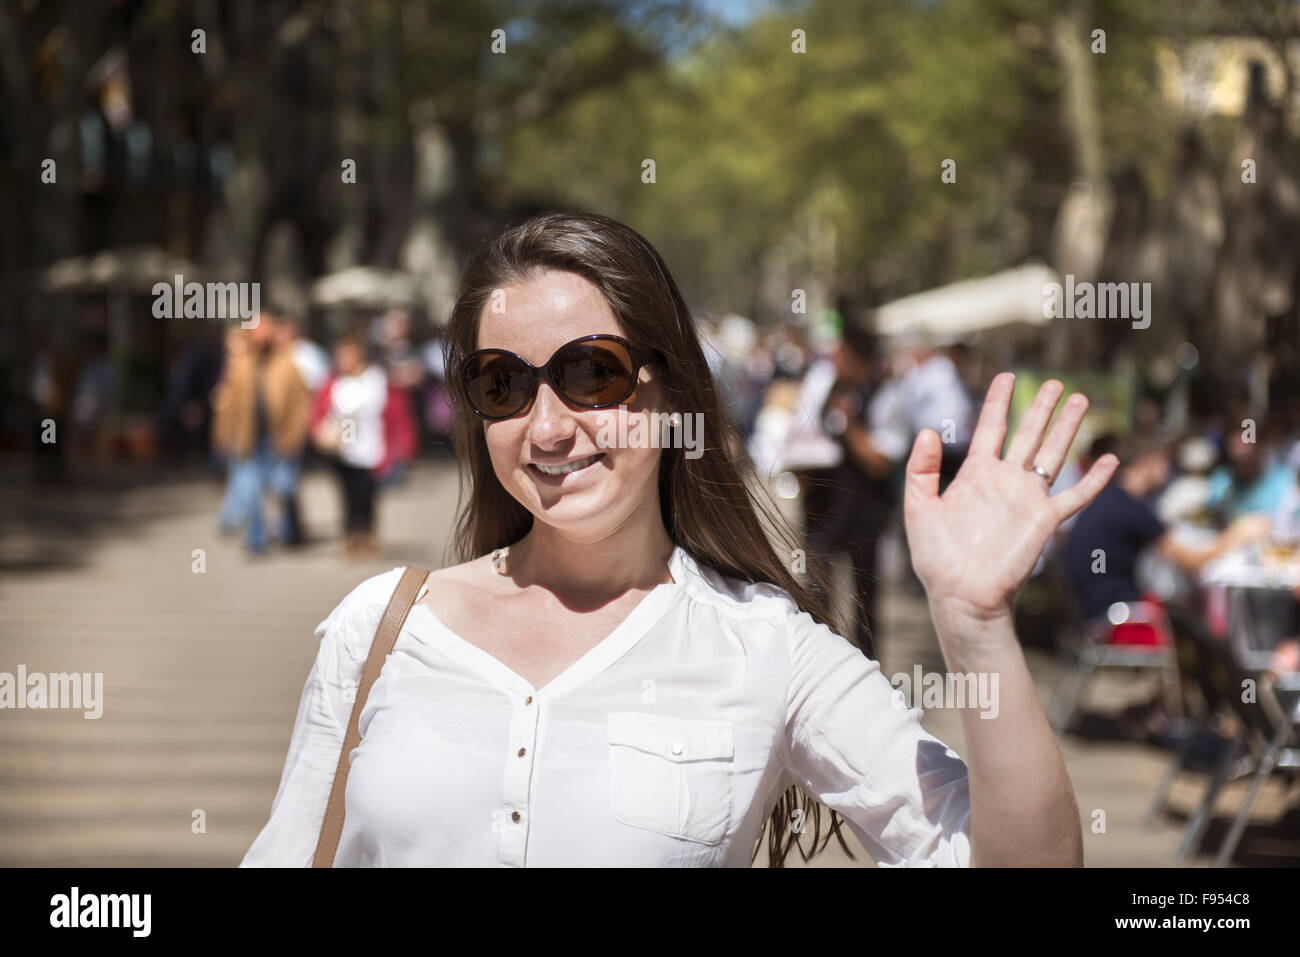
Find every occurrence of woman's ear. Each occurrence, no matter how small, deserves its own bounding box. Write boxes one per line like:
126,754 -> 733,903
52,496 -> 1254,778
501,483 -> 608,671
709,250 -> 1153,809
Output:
634,371 -> 673,415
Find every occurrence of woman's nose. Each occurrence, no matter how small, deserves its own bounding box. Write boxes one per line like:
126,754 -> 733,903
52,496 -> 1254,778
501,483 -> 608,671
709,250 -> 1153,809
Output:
525,382 -> 577,448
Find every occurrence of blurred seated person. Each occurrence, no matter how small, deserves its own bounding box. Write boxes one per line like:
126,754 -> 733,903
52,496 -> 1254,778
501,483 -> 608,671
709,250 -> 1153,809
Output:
1064,431 -> 1269,627
1155,436 -> 1217,525
1206,428 -> 1296,523
1064,432 -> 1270,740
1051,433 -> 1116,543
1270,463 -> 1300,545
1263,471 -> 1300,691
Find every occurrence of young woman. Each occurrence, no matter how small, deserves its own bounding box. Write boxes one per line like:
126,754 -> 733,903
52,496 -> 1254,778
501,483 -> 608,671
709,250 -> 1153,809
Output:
243,211 -> 1117,867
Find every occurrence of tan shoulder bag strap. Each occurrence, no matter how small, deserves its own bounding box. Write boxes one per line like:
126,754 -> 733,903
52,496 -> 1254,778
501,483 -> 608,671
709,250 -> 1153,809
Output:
312,565 -> 429,867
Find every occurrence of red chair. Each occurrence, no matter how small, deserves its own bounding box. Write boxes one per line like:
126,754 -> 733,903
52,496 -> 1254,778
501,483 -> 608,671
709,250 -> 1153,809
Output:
1051,597 -> 1183,734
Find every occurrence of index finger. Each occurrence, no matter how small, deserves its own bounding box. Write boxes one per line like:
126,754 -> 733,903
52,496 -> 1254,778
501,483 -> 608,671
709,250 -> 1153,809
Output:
967,372 -> 1016,458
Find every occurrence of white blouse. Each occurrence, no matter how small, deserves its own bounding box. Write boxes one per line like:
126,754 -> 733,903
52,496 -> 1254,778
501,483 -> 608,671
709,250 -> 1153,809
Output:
240,545 -> 972,867
322,365 -> 388,469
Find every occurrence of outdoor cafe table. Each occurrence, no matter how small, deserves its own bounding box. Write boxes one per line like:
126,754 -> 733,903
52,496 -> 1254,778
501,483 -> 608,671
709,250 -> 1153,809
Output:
1200,548 -> 1300,671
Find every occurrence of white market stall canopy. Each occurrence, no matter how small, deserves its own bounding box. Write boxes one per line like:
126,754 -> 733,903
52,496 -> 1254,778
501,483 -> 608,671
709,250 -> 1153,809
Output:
310,266 -> 419,309
36,245 -> 244,294
871,262 -> 1059,342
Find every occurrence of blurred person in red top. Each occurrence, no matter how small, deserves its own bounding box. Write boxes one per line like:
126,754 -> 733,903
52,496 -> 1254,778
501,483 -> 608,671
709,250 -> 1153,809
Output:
373,308 -> 425,487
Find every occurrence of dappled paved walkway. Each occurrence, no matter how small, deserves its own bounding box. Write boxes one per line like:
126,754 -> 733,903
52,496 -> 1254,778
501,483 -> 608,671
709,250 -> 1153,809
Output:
0,463 -> 458,865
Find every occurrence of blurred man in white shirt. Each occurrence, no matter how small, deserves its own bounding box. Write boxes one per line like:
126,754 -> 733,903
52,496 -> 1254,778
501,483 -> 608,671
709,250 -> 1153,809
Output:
883,337 -> 975,489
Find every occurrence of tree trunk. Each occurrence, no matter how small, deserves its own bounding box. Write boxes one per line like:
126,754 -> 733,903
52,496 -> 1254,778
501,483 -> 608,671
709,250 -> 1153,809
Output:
1046,1 -> 1112,370
399,103 -> 467,327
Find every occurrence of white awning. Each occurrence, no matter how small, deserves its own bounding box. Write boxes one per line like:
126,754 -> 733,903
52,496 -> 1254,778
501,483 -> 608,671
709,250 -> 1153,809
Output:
310,266 -> 419,308
872,262 -> 1060,342
37,245 -> 242,293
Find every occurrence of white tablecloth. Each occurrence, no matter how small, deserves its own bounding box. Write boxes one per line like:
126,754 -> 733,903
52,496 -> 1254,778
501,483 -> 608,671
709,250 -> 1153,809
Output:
1200,550 -> 1300,590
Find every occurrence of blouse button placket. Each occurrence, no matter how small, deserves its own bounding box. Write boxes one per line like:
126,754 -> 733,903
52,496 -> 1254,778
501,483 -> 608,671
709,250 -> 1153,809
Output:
498,691 -> 540,866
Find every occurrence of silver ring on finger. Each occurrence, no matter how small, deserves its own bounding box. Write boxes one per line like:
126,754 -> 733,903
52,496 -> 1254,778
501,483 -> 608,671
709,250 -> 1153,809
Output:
1029,463 -> 1053,485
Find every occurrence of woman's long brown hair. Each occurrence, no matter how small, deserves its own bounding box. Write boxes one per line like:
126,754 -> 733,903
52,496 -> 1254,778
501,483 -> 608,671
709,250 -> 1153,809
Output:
442,209 -> 859,867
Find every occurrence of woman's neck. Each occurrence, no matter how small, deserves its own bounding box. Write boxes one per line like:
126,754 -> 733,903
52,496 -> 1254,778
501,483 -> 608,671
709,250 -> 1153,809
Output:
507,511 -> 676,604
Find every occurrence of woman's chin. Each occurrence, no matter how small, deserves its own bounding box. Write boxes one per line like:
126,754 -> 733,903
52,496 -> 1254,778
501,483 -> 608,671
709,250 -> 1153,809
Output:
531,483 -> 612,521
517,477 -> 630,535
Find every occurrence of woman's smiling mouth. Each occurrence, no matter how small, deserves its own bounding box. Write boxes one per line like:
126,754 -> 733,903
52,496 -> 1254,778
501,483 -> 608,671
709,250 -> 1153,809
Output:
529,453 -> 605,480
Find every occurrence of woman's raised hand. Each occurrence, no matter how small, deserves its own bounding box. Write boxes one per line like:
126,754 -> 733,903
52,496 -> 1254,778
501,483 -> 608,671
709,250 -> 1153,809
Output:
902,373 -> 1118,624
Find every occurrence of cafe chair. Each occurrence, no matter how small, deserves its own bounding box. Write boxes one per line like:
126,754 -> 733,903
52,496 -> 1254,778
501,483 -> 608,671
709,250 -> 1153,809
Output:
1141,602 -> 1240,830
1162,603 -> 1300,866
1050,594 -> 1182,736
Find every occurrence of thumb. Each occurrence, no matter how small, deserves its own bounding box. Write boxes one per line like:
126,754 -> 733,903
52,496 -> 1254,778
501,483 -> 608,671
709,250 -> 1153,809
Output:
905,428 -> 943,508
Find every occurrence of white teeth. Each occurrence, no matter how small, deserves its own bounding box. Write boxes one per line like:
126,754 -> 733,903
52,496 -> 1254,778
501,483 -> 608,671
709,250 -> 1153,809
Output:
534,455 -> 601,476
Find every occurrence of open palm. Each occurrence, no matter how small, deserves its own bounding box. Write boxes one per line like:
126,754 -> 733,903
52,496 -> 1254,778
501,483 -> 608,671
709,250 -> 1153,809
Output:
903,373 -> 1118,622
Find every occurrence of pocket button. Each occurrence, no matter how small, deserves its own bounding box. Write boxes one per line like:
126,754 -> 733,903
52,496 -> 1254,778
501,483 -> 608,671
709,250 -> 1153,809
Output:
607,712 -> 735,845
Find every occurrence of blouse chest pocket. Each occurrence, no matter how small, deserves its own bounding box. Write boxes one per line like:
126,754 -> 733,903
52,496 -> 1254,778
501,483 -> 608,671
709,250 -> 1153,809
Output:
607,712 -> 735,846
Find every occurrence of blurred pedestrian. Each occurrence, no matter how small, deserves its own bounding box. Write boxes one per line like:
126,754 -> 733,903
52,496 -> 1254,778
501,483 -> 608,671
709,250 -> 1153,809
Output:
373,308 -> 424,487
280,313 -> 330,395
766,323 -> 901,657
272,312 -> 328,546
29,337 -> 76,483
211,314 -> 312,555
71,330 -> 117,467
809,325 -> 902,656
880,337 -> 975,491
309,330 -> 391,558
418,333 -> 454,451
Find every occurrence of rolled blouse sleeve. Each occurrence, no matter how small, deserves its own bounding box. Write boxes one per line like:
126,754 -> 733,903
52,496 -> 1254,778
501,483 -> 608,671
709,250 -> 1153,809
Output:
240,597 -> 372,867
782,606 -> 972,867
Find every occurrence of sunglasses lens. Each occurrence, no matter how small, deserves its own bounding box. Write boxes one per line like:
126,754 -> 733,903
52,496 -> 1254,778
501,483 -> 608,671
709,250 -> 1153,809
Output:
554,341 -> 638,407
466,354 -> 533,418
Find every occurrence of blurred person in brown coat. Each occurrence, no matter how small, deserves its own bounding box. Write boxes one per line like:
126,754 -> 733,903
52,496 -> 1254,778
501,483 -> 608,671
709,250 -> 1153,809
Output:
212,314 -> 311,554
